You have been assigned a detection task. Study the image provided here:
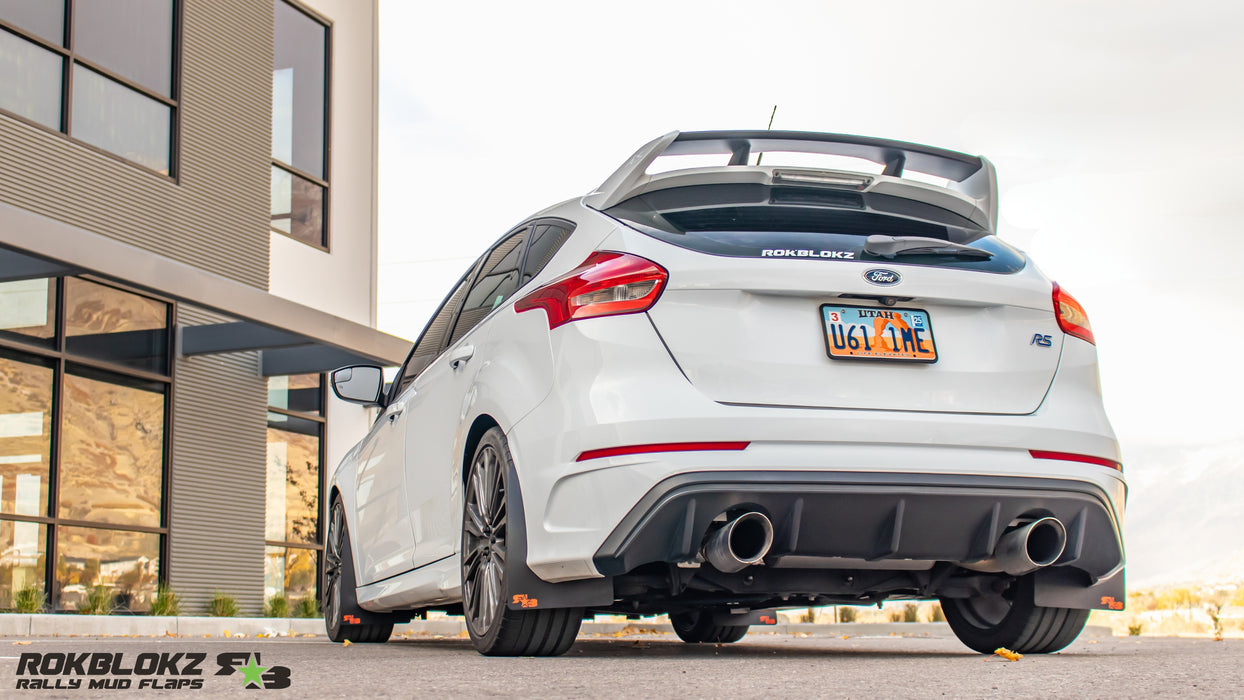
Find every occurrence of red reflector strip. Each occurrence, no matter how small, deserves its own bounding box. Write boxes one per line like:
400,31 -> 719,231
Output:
576,441 -> 750,462
1029,449 -> 1121,471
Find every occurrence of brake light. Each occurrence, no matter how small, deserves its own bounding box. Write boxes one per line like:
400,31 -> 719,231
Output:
1030,449 -> 1121,471
577,441 -> 750,462
514,251 -> 667,329
1052,282 -> 1094,345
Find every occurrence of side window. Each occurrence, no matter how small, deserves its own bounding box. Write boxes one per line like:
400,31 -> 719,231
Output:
390,270 -> 474,400
447,228 -> 528,346
521,223 -> 573,285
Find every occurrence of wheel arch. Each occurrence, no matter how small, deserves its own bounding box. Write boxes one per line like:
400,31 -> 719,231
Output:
462,414 -> 502,487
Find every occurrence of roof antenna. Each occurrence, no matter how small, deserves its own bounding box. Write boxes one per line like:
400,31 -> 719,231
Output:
754,105 -> 777,166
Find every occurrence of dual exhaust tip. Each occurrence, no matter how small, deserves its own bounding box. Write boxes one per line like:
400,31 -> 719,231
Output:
702,511 -> 774,573
701,511 -> 1068,578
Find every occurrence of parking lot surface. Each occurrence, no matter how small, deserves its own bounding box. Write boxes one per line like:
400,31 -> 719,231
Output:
2,631 -> 1240,698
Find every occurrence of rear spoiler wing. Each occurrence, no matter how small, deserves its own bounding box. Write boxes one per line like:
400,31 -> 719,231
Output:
584,130 -> 998,231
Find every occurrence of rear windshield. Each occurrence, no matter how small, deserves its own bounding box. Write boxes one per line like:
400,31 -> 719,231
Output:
606,185 -> 1026,274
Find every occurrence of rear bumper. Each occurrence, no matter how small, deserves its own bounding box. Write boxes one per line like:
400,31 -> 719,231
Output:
506,313 -> 1124,584
592,470 -> 1124,583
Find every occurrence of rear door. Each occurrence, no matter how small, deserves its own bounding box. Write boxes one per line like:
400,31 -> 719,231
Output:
403,227 -> 530,569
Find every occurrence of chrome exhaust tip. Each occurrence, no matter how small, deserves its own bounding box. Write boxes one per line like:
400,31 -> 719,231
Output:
703,511 -> 775,573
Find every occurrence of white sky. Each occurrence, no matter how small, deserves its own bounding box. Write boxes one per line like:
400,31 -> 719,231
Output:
377,1 -> 1244,581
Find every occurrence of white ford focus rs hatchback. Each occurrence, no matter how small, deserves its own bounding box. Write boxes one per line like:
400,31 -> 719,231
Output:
324,131 -> 1125,657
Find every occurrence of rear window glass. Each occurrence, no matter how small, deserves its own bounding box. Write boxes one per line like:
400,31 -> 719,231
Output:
606,187 -> 1025,274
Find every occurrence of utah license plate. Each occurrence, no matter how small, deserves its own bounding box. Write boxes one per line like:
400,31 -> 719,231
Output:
821,305 -> 937,362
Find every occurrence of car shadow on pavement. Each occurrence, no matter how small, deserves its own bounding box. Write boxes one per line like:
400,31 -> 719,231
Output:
389,637 -> 985,659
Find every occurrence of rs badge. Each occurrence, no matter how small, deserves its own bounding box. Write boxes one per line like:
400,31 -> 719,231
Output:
1031,334 -> 1053,347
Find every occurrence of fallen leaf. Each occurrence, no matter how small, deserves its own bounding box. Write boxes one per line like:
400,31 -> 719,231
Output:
840,635 -> 851,640
342,639 -> 353,646
994,647 -> 1023,662
223,630 -> 232,638
457,630 -> 470,638
13,641 -> 32,646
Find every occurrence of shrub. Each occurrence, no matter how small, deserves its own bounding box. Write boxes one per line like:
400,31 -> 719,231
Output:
799,607 -> 817,623
207,591 -> 239,618
78,586 -> 115,615
1128,622 -> 1144,636
150,584 -> 181,616
929,603 -> 945,623
265,595 -> 289,618
293,596 -> 320,618
838,606 -> 857,623
902,603 -> 919,623
13,585 -> 46,613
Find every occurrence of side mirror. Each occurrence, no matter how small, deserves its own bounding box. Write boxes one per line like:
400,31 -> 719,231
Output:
330,365 -> 385,406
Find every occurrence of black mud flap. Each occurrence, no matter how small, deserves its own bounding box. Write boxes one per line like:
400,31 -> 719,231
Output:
1033,566 -> 1125,611
712,608 -> 780,626
336,527 -> 413,626
503,463 -> 613,611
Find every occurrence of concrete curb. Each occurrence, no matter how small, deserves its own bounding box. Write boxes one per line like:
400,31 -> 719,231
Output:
0,615 -> 1114,639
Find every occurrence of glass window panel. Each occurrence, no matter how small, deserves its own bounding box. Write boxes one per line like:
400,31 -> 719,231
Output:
284,547 -> 316,603
0,518 -> 46,610
0,0 -> 64,44
266,418 -> 319,544
73,0 -> 173,96
0,353 -> 52,517
522,224 -> 571,285
55,526 -> 159,612
393,271 -> 474,397
450,230 -> 527,345
273,0 -> 325,177
0,278 -> 56,347
70,65 -> 171,174
0,28 -> 62,129
64,277 -> 169,374
263,545 -> 285,600
268,374 -> 322,415
270,165 -> 324,247
59,372 -> 164,528
263,546 -> 317,604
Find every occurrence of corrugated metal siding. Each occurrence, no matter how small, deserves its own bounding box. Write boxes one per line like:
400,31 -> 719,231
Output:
169,306 -> 267,615
0,0 -> 272,288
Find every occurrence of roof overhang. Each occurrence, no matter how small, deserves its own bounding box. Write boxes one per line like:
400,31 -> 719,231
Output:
0,201 -> 409,374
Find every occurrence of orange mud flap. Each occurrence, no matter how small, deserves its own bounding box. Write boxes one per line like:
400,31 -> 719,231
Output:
503,463 -> 613,611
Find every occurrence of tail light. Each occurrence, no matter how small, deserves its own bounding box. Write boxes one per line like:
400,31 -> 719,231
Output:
515,251 -> 667,329
1052,282 -> 1094,345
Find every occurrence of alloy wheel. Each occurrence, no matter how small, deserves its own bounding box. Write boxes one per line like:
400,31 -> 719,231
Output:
324,501 -> 346,627
462,444 -> 507,635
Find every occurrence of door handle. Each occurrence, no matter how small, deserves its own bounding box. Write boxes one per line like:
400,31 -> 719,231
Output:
449,345 -> 475,370
384,399 -> 407,422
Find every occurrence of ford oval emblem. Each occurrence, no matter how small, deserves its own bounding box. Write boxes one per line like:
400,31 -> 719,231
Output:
864,268 -> 902,286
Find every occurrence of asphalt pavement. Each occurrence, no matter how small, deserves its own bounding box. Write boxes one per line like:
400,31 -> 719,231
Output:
1,631 -> 1239,698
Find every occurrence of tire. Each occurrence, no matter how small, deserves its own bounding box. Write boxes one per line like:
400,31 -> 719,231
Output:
940,574 -> 1089,654
462,427 -> 582,656
324,499 -> 394,643
670,610 -> 749,644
